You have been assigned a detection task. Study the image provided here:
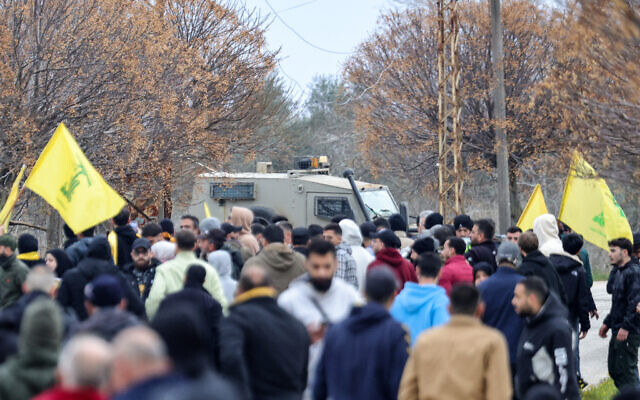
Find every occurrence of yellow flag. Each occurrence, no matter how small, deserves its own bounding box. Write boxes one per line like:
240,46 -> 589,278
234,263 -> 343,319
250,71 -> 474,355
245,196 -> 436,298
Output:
204,202 -> 211,218
0,165 -> 26,231
25,123 -> 126,234
558,152 -> 632,251
517,184 -> 548,232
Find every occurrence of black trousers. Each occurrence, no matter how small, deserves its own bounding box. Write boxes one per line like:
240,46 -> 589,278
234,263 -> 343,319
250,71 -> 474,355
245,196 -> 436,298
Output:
608,333 -> 640,389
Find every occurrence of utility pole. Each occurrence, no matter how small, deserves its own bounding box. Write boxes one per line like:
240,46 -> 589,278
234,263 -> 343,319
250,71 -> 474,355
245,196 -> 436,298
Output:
490,0 -> 510,233
437,0 -> 463,223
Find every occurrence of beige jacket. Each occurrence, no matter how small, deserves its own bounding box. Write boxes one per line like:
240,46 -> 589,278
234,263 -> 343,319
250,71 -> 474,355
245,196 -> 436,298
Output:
398,315 -> 512,400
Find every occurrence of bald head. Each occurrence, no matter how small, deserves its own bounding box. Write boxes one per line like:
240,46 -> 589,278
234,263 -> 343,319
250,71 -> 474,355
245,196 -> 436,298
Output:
110,326 -> 170,393
58,335 -> 112,390
23,266 -> 56,295
237,265 -> 272,295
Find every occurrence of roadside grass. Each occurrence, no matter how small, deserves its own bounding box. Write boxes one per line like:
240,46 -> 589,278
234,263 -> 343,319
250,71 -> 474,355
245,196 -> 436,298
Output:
592,268 -> 610,282
582,379 -> 617,400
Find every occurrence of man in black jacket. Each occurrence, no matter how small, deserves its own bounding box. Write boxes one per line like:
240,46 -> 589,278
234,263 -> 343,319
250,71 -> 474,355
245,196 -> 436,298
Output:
109,208 -> 138,267
465,219 -> 498,271
512,276 -> 579,400
121,238 -> 159,301
518,232 -> 567,305
600,238 -> 640,390
57,237 -> 145,321
219,265 -> 310,400
549,233 -> 594,388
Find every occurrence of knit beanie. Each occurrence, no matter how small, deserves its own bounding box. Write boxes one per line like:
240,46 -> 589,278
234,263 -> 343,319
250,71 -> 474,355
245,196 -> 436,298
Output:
0,234 -> 17,251
20,298 -> 63,356
18,233 -> 38,253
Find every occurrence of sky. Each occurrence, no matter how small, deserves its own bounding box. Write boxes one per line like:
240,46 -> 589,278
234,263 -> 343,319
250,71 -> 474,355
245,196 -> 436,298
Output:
241,0 -> 392,101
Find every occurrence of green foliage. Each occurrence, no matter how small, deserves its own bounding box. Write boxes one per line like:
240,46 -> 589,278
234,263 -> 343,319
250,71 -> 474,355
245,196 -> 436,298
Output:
582,379 -> 617,400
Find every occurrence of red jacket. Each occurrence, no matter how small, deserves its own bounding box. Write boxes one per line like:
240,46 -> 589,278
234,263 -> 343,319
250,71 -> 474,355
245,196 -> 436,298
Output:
33,387 -> 106,400
438,255 -> 473,296
367,248 -> 418,290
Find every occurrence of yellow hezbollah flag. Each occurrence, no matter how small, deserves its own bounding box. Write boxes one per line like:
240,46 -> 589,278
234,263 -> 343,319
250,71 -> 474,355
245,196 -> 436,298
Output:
517,184 -> 548,232
0,165 -> 26,231
204,202 -> 211,218
25,123 -> 126,234
558,152 -> 632,251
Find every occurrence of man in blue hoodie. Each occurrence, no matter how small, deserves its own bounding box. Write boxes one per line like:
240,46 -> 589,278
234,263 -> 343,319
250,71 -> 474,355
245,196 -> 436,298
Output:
390,253 -> 450,345
313,267 -> 410,400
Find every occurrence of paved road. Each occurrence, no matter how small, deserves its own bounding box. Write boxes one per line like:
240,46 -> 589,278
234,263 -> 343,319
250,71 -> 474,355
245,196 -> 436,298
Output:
580,281 -> 611,386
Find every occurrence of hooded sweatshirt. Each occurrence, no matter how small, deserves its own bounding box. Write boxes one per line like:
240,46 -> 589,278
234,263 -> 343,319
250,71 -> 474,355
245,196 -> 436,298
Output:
314,302 -> 410,400
0,298 -> 63,400
339,219 -> 374,289
533,214 -> 582,264
368,248 -> 418,291
229,207 -> 260,256
390,282 -> 449,345
208,250 -> 237,303
244,243 -> 306,295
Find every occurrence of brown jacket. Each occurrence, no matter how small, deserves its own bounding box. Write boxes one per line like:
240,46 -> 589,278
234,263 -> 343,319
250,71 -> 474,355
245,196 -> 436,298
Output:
244,243 -> 306,295
398,315 -> 512,400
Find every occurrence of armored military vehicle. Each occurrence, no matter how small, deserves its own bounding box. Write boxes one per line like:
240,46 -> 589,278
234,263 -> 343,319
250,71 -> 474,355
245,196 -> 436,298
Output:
180,157 -> 404,227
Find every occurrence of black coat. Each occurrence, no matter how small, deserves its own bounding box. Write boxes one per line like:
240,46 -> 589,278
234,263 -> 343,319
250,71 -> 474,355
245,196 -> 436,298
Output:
121,258 -> 160,301
114,225 -> 138,267
56,237 -> 145,321
516,293 -> 580,400
219,291 -> 310,400
519,251 -> 568,305
604,261 -> 640,335
549,255 -> 592,332
75,308 -> 141,341
0,290 -> 77,336
465,240 -> 498,271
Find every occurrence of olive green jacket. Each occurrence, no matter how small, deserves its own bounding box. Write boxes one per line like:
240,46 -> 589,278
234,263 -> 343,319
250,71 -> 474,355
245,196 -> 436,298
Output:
0,254 -> 29,309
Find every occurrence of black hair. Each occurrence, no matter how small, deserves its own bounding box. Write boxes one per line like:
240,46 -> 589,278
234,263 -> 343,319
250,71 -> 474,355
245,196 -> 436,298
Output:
81,227 -> 95,237
323,223 -> 342,236
474,219 -> 495,241
373,217 -> 390,230
433,226 -> 455,246
63,224 -> 76,240
449,284 -> 480,315
446,237 -> 467,256
180,215 -> 199,230
519,276 -> 549,304
308,224 -> 324,238
609,238 -> 634,256
263,225 -> 284,244
271,215 -> 289,224
307,238 -> 337,258
175,230 -> 197,251
417,253 -> 441,278
507,226 -> 523,234
186,264 -> 206,285
275,221 -> 293,232
365,267 -> 398,304
330,214 -> 348,223
113,208 -> 130,227
292,228 -> 310,246
205,229 -> 226,250
142,222 -> 163,238
251,223 -> 265,236
562,233 -> 584,256
389,214 -> 407,232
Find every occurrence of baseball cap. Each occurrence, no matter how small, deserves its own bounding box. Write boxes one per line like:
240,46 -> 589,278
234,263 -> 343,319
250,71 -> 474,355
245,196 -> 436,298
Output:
84,274 -> 123,307
497,241 -> 520,264
453,214 -> 474,231
132,238 -> 151,251
373,229 -> 402,249
360,222 -> 377,239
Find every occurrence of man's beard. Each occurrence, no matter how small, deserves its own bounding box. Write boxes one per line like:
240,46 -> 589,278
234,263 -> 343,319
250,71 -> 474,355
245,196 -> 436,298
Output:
309,277 -> 332,293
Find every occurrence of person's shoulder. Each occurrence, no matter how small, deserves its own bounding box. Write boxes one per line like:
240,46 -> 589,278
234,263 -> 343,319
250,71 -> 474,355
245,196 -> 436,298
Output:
278,282 -> 306,305
331,278 -> 360,298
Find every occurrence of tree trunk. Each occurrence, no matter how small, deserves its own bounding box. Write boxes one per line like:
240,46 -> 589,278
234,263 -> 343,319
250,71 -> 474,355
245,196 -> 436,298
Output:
490,0 -> 511,234
509,170 -> 522,224
46,208 -> 62,250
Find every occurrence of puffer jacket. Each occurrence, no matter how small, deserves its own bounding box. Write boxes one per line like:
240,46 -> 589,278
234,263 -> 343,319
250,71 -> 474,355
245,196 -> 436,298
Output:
604,261 -> 640,335
64,237 -> 93,267
244,243 -> 306,295
57,237 -> 145,321
516,293 -> 580,400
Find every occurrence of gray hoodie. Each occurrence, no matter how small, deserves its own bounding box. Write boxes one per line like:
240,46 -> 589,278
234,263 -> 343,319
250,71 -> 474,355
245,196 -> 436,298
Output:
339,219 -> 374,289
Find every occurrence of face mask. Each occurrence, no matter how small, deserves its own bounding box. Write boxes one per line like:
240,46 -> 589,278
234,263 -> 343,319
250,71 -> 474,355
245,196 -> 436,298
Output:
309,277 -> 332,293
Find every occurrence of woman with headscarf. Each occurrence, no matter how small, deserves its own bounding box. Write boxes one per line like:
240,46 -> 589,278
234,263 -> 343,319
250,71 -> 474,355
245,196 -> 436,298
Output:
44,249 -> 73,278
229,207 -> 260,256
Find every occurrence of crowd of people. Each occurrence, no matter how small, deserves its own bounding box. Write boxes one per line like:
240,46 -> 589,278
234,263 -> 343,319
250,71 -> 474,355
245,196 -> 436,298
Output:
0,206 -> 639,399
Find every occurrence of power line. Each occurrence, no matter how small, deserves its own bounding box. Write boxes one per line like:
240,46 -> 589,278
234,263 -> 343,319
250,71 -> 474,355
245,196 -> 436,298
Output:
263,0 -> 353,55
278,0 -> 318,13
